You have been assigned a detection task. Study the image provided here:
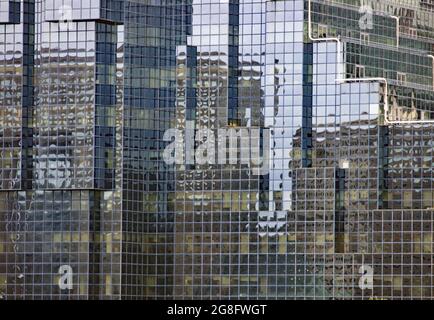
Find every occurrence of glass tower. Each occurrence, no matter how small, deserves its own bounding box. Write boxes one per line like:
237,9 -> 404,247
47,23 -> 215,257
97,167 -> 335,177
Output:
0,0 -> 433,300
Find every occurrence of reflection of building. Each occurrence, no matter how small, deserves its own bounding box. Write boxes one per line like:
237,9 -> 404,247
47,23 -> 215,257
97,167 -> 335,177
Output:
0,0 -> 187,299
0,0 -> 433,300
171,0 -> 434,300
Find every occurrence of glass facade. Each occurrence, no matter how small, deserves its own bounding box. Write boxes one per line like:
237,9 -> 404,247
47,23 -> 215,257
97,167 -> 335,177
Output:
0,0 -> 433,300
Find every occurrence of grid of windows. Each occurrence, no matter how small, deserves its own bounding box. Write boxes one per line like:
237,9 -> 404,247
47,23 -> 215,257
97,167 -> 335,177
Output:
0,0 -> 433,300
0,0 -> 20,24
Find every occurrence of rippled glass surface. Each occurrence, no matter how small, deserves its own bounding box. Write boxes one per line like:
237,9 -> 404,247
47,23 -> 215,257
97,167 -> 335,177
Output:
0,0 -> 433,300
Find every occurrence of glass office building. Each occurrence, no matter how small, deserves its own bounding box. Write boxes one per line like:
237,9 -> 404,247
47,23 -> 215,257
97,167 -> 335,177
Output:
0,0 -> 433,300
